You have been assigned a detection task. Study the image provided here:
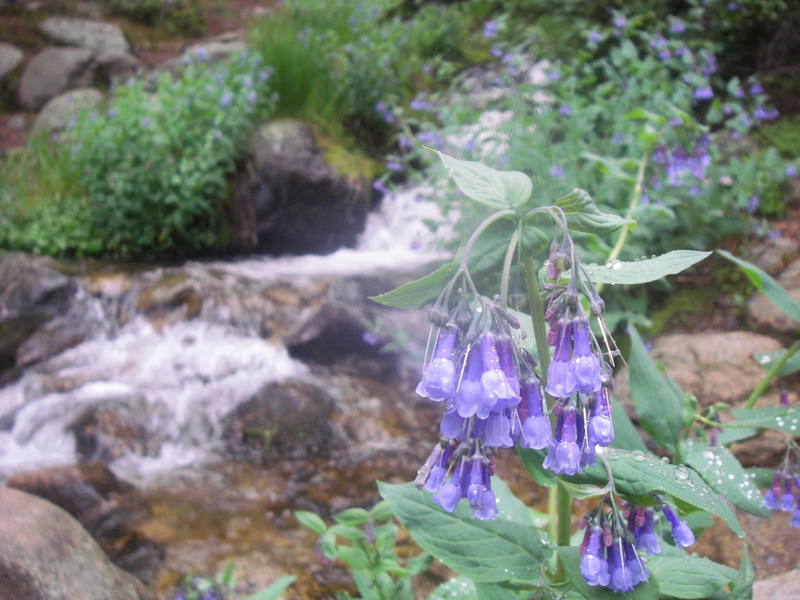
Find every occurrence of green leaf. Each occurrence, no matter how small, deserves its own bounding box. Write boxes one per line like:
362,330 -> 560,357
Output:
569,449 -> 744,537
679,439 -> 769,518
406,553 -> 433,577
648,555 -> 737,598
431,149 -> 531,209
753,348 -> 800,376
516,448 -> 557,488
555,188 -> 633,234
560,480 -> 611,499
370,262 -> 456,309
337,545 -> 372,569
370,500 -> 394,523
242,575 -> 296,600
427,577 -> 478,600
726,548 -> 754,600
582,250 -> 712,285
333,507 -> 371,527
725,406 -> 800,436
610,396 -> 648,453
581,152 -> 637,183
378,481 -> 545,583
474,582 -> 525,600
718,249 -> 800,324
628,324 -> 684,452
295,510 -> 326,535
557,547 -> 659,600
491,476 -> 533,525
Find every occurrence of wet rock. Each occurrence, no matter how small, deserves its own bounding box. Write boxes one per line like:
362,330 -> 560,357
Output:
232,119 -> 372,254
32,87 -> 105,136
0,252 -> 75,371
0,486 -> 153,599
748,257 -> 800,335
755,569 -> 800,600
68,400 -> 154,462
0,42 -> 23,82
614,331 -> 783,407
38,17 -> 130,54
18,47 -> 95,110
223,379 -> 347,461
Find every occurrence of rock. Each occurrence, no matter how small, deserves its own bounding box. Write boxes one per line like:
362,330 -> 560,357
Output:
159,32 -> 246,74
614,331 -> 783,407
749,236 -> 799,275
38,17 -> 129,54
0,486 -> 153,599
232,119 -> 372,254
32,87 -> 104,137
18,46 -> 94,110
0,42 -> 23,82
748,257 -> 800,335
93,49 -> 142,82
223,379 -> 347,461
0,252 -> 75,370
68,400 -> 154,462
755,569 -> 800,600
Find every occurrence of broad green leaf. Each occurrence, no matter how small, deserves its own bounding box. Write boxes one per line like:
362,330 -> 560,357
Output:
378,481 -> 545,583
753,348 -> 800,376
560,480 -> 611,499
628,325 -> 684,452
582,250 -> 712,285
610,396 -> 648,452
679,439 -> 769,518
718,249 -> 800,324
432,150 -> 531,209
242,575 -> 296,600
625,107 -> 668,125
369,500 -> 394,523
516,448 -> 557,488
557,547 -> 659,600
725,406 -> 800,436
370,262 -> 456,309
333,507 -> 371,526
581,152 -> 637,183
406,553 -> 433,577
648,555 -> 736,598
491,476 -> 533,525
295,510 -> 326,535
725,548 -> 754,600
428,577 -> 478,600
555,188 -> 633,234
569,449 -> 745,537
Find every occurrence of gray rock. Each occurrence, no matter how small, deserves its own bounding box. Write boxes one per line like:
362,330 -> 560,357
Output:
748,257 -> 800,335
755,569 -> 800,600
158,32 -> 246,74
32,87 -> 104,137
614,331 -> 783,407
0,487 -> 153,600
749,236 -> 799,275
38,17 -> 129,54
0,42 -> 23,81
232,119 -> 372,254
94,48 -> 142,82
18,46 -> 94,110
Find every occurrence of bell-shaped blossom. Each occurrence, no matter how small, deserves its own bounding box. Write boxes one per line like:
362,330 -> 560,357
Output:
623,539 -> 650,585
416,326 -> 459,401
580,527 -> 610,587
433,458 -> 467,513
453,348 -> 483,418
634,509 -> 661,555
440,409 -> 468,441
478,333 -> 519,418
661,504 -> 695,548
589,389 -> 614,446
608,539 -> 635,592
519,377 -> 552,449
466,457 -> 498,520
546,322 -> 577,398
544,404 -> 581,475
572,319 -> 602,393
763,472 -> 782,510
495,334 -> 522,408
780,477 -> 795,512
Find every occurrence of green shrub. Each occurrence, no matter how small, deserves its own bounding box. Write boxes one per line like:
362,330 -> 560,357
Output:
1,51 -> 275,259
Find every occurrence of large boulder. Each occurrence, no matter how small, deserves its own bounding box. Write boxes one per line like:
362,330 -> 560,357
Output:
0,486 -> 153,600
38,17 -> 130,54
18,47 -> 94,110
32,87 -> 104,137
232,119 -> 373,255
0,42 -> 23,83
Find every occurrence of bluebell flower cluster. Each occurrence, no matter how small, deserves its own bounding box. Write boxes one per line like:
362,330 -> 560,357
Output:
579,499 -> 695,592
763,469 -> 800,528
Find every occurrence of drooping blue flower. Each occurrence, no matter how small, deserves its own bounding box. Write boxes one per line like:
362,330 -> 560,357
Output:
520,377 -> 552,450
478,333 -> 519,418
608,539 -> 635,592
632,508 -> 661,555
580,527 -> 610,587
623,539 -> 650,584
780,477 -> 795,512
433,461 -> 465,513
546,321 -> 577,398
477,411 -> 513,447
453,347 -> 483,418
466,457 -> 498,520
440,409 -> 468,440
693,86 -> 713,101
544,404 -> 581,475
661,504 -> 695,548
589,389 -> 614,446
573,319 -> 602,393
416,326 -> 459,401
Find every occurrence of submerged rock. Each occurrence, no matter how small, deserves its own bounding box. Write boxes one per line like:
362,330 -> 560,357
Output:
0,486 -> 153,599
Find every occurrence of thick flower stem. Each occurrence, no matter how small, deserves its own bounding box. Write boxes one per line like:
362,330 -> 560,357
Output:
745,339 -> 800,409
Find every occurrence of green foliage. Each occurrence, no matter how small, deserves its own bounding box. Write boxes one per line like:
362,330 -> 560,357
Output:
105,0 -> 211,36
0,51 -> 275,259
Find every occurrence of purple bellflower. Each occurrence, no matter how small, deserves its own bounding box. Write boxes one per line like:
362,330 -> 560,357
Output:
416,326 -> 459,401
580,527 -> 610,587
661,504 -> 695,548
544,404 -> 581,475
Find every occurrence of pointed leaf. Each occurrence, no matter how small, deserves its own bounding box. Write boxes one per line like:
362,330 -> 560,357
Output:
725,406 -> 800,436
610,395 -> 648,452
491,476 -> 533,526
648,555 -> 737,598
628,325 -> 684,452
295,510 -> 327,535
753,348 -> 800,376
557,546 -> 659,599
679,439 -> 769,518
242,575 -> 296,600
555,188 -> 633,234
718,249 -> 800,324
370,262 -> 456,309
582,250 -> 712,285
432,150 -> 531,209
428,577 -> 478,600
378,481 -> 545,583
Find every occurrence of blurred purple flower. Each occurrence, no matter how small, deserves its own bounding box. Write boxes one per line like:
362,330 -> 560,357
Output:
693,87 -> 713,100
559,105 -> 573,117
550,166 -> 565,177
483,21 -> 498,39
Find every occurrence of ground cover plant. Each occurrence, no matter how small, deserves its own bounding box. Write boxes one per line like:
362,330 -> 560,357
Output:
300,149 -> 800,599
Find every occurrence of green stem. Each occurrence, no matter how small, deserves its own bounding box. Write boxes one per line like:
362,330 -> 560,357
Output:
745,339 -> 800,409
499,226 -> 520,309
458,209 -> 515,269
556,482 -> 572,547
